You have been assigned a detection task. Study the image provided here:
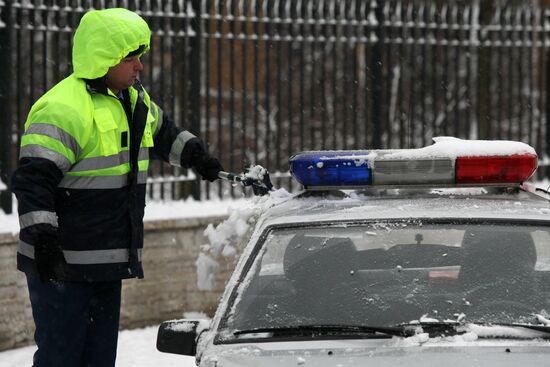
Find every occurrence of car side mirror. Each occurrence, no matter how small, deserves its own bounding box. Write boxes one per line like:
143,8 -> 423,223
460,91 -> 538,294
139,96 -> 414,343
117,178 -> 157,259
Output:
156,319 -> 210,356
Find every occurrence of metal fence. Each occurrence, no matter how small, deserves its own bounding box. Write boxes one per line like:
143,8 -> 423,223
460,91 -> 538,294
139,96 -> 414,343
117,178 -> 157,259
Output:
1,0 -> 550,214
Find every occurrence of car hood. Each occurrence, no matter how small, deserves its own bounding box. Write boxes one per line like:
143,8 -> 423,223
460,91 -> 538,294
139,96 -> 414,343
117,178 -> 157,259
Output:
200,339 -> 550,366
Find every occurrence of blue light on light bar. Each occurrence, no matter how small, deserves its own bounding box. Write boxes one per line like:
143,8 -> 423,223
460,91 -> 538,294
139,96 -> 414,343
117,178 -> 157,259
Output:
289,151 -> 372,188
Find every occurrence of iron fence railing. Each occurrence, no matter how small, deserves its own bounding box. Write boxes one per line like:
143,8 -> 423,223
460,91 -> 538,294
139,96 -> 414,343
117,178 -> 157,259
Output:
1,0 -> 549,214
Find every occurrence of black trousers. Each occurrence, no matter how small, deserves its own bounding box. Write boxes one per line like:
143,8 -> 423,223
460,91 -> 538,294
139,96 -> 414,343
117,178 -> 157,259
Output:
26,274 -> 122,367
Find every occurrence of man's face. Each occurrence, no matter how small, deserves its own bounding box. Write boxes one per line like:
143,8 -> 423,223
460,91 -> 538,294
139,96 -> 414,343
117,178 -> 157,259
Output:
105,56 -> 143,93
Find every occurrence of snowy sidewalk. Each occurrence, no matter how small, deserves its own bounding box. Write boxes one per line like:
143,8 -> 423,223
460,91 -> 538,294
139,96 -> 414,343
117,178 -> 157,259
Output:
0,326 -> 195,367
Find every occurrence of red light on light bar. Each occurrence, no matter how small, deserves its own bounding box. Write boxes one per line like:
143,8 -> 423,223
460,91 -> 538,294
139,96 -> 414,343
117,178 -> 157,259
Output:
456,154 -> 537,184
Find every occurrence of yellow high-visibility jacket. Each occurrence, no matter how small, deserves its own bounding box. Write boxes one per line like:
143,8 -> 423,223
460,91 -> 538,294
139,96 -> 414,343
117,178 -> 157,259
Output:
13,8 -> 201,281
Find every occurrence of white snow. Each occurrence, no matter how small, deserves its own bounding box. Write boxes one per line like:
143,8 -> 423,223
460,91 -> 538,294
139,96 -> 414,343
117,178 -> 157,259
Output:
387,322 -> 550,348
0,326 -> 196,367
464,324 -> 550,339
196,188 -> 294,290
317,137 -> 537,167
390,332 -> 430,347
202,204 -> 256,256
419,314 -> 440,323
244,165 -> 268,181
144,197 -> 249,222
536,314 -> 550,326
0,196 -> 249,235
196,253 -> 220,290
165,318 -> 210,334
455,313 -> 466,322
393,136 -> 537,159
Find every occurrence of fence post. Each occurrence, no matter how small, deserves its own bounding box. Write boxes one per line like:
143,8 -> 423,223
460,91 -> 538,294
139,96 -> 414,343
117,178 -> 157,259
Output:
371,0 -> 384,149
477,0 -> 493,140
547,47 -> 550,163
189,0 -> 202,200
0,0 -> 13,214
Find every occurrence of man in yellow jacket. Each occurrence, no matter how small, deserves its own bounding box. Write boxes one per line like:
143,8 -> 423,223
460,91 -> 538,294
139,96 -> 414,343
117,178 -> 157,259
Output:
11,8 -> 223,367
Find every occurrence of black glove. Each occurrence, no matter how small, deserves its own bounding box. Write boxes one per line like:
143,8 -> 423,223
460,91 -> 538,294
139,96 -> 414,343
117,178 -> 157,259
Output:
35,239 -> 68,282
194,155 -> 224,182
181,137 -> 207,168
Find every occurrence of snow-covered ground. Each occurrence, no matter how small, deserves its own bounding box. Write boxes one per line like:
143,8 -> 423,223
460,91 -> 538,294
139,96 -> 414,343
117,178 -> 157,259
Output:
0,325 -> 196,367
0,196 -> 251,367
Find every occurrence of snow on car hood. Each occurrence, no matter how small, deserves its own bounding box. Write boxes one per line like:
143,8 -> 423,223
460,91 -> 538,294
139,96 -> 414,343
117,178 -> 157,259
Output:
200,337 -> 550,367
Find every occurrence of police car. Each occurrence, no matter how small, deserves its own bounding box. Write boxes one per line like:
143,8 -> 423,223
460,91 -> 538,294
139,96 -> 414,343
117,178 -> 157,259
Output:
157,137 -> 550,366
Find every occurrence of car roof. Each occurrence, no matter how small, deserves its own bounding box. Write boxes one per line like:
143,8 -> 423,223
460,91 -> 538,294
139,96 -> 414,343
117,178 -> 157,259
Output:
259,185 -> 550,229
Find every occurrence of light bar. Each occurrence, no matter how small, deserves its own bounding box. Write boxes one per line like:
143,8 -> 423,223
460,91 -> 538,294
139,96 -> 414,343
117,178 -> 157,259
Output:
289,145 -> 538,189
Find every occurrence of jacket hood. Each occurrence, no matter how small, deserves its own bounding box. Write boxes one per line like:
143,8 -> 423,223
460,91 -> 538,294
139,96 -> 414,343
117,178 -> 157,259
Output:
72,8 -> 151,79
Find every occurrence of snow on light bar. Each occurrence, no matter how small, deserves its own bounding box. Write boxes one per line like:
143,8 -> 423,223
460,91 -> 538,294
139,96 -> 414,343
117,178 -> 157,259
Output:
289,137 -> 538,188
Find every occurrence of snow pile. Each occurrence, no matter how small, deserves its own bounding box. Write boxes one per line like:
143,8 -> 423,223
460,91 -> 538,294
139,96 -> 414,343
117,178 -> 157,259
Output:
318,136 -> 536,167
244,165 -> 268,181
390,332 -> 430,347
196,253 -> 220,290
196,188 -> 294,290
446,332 -> 479,343
382,136 -> 536,160
419,314 -> 440,323
389,322 -> 549,348
536,314 -> 550,326
202,204 -> 257,258
395,331 -> 479,346
465,324 -> 549,339
165,318 -> 210,334
144,197 -> 248,221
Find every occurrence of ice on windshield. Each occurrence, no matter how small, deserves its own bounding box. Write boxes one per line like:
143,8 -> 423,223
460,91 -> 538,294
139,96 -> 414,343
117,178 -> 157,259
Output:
220,221 -> 550,339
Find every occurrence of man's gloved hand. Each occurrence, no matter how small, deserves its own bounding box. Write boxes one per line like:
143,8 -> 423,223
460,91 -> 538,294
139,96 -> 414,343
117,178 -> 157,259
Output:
35,239 -> 68,282
180,136 -> 224,181
194,155 -> 224,182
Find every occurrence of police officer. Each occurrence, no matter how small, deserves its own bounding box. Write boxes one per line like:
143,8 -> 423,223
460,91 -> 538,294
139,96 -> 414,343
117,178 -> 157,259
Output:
11,8 -> 223,367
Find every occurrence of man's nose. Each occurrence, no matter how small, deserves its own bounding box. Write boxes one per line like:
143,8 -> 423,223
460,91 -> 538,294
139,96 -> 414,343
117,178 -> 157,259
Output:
134,58 -> 143,71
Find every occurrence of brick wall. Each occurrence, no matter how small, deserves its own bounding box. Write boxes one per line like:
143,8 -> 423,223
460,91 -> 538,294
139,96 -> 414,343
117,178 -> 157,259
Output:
0,231 -> 32,351
0,215 -> 234,352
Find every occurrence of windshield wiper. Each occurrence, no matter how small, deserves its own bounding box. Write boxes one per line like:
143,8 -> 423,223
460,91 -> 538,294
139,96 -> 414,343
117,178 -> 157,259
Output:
397,321 -> 464,337
233,324 -> 411,340
512,324 -> 550,334
400,321 -> 550,339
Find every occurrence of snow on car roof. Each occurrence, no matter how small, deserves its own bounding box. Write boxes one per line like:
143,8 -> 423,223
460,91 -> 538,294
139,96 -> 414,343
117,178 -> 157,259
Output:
374,136 -> 536,160
312,137 -> 536,164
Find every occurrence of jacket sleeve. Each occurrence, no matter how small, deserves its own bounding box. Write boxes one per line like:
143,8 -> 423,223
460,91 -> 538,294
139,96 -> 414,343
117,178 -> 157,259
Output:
149,102 -> 207,168
12,157 -> 63,248
12,103 -> 81,250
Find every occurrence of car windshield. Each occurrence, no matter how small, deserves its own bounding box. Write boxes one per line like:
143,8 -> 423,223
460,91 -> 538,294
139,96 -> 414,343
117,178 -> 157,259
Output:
219,221 -> 550,340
